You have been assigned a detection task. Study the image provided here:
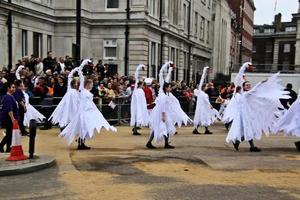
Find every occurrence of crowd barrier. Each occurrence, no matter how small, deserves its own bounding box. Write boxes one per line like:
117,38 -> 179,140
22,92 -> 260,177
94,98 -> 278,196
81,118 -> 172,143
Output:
29,95 -> 220,127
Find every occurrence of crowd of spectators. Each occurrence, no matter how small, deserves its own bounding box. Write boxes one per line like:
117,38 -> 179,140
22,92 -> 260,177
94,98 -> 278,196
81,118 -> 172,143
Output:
0,51 -> 229,112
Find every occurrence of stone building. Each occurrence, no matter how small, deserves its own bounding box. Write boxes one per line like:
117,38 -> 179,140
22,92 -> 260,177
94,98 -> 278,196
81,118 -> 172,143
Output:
0,0 -> 220,82
253,13 -> 297,72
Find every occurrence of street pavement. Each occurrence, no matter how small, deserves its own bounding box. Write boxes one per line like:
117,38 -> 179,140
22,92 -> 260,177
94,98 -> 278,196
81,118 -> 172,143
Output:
0,123 -> 299,200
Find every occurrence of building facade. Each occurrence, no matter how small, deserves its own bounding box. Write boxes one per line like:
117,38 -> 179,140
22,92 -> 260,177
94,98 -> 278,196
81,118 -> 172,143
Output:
227,0 -> 255,65
253,13 -> 297,72
0,0 -> 222,82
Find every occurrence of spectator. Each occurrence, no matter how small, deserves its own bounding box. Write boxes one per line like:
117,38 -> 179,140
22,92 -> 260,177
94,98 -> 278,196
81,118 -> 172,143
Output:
281,83 -> 298,109
54,76 -> 67,97
13,80 -> 28,136
0,82 -> 19,153
33,77 -> 49,98
35,58 -> 45,77
43,51 -> 55,72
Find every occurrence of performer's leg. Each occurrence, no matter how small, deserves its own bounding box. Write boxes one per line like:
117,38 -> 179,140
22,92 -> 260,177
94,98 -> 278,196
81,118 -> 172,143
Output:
146,131 -> 156,149
294,141 -> 300,152
164,135 -> 175,149
77,138 -> 90,150
204,126 -> 213,135
192,125 -> 201,135
249,140 -> 261,152
132,123 -> 141,136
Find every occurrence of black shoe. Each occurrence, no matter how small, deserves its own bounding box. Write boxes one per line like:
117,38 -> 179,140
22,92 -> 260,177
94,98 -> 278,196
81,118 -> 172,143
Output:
133,132 -> 141,136
0,147 -> 4,153
233,141 -> 240,151
250,146 -> 261,152
146,142 -> 156,149
204,130 -> 213,135
294,141 -> 300,152
77,144 -> 91,150
21,131 -> 29,136
136,127 -> 141,130
164,144 -> 175,149
193,129 -> 201,135
174,132 -> 178,135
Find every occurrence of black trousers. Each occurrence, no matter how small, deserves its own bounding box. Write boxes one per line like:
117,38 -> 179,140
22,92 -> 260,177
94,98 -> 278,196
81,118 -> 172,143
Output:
18,108 -> 26,134
0,116 -> 13,151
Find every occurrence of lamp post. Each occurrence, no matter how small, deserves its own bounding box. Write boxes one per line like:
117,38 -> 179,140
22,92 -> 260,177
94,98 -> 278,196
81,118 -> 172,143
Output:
76,0 -> 81,66
239,0 -> 244,65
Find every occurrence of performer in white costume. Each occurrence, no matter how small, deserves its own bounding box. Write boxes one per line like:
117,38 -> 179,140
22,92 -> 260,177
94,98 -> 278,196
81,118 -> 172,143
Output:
193,66 -> 220,135
130,64 -> 149,135
163,62 -> 192,127
59,63 -> 117,149
225,69 -> 289,152
49,60 -> 91,129
15,66 -> 46,128
273,90 -> 300,151
146,82 -> 176,149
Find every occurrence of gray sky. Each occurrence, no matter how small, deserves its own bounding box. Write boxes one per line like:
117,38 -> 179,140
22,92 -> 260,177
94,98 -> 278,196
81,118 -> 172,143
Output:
254,0 -> 298,25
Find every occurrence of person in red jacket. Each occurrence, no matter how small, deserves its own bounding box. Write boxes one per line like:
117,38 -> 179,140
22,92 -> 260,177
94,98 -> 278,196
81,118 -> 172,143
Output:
143,78 -> 155,112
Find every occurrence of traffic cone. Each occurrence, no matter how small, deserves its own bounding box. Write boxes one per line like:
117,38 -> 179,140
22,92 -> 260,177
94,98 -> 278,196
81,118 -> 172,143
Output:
6,120 -> 28,161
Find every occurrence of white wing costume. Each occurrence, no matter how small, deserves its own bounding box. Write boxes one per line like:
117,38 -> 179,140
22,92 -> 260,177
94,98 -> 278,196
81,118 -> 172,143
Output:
130,64 -> 150,127
193,66 -> 220,128
23,92 -> 46,127
272,90 -> 300,137
49,60 -> 87,127
149,62 -> 177,142
226,72 -> 290,143
60,67 -> 117,144
15,65 -> 46,127
222,62 -> 251,123
163,62 -> 192,127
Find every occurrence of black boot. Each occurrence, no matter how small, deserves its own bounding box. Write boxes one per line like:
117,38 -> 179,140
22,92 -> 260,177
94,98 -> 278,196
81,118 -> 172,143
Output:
249,140 -> 261,152
294,141 -> 300,152
77,138 -> 91,150
192,128 -> 201,135
146,142 -> 156,149
233,140 -> 240,151
164,135 -> 175,149
204,127 -> 213,135
132,124 -> 141,135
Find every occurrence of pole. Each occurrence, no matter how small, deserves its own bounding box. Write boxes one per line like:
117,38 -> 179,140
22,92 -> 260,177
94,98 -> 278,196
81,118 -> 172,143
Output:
76,0 -> 81,66
7,8 -> 12,70
29,120 -> 37,159
124,0 -> 130,76
239,0 -> 244,64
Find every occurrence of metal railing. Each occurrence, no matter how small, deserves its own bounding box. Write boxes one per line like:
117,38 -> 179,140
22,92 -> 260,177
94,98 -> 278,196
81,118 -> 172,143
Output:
29,95 -> 220,126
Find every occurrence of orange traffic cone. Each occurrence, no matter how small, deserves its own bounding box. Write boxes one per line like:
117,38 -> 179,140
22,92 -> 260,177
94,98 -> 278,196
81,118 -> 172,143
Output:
6,120 -> 28,161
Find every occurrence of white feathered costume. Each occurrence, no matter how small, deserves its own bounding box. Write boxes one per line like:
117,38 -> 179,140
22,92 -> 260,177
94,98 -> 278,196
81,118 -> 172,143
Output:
49,60 -> 89,127
149,62 -> 177,142
163,62 -> 192,127
60,65 -> 116,144
193,66 -> 220,128
225,72 -> 290,143
130,64 -> 150,127
272,90 -> 300,137
15,65 -> 46,127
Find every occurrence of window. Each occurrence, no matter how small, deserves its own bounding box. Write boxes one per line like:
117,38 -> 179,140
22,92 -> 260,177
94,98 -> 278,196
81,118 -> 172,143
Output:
264,28 -> 274,33
33,32 -> 42,57
104,40 -> 117,59
252,45 -> 256,53
285,27 -> 296,32
206,20 -> 210,44
265,42 -> 273,53
150,42 -> 156,78
194,12 -> 198,38
47,35 -> 52,52
183,3 -> 188,33
107,0 -> 119,9
22,30 -> 28,57
254,29 -> 260,33
200,16 -> 205,41
284,44 -> 291,53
